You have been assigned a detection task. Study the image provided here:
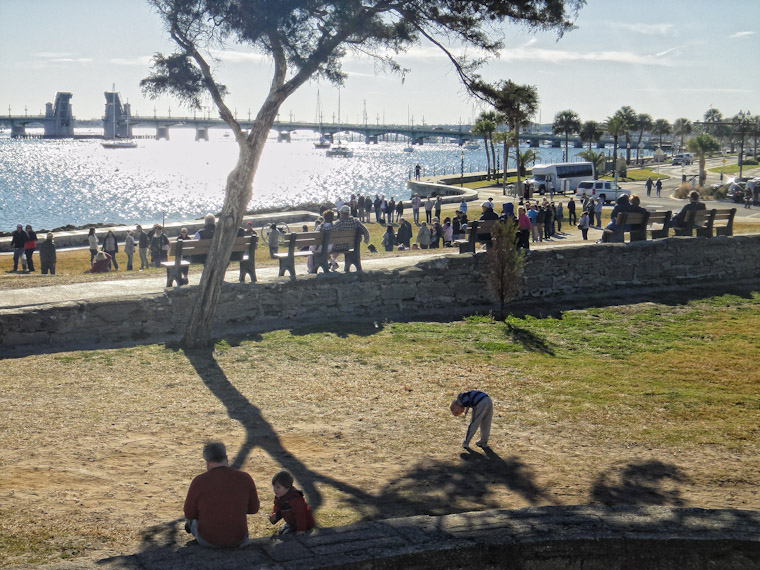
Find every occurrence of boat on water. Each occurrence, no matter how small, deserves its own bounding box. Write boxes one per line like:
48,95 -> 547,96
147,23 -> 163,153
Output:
102,84 -> 137,149
403,145 -> 414,153
463,143 -> 480,150
314,136 -> 331,149
102,139 -> 137,149
326,144 -> 352,158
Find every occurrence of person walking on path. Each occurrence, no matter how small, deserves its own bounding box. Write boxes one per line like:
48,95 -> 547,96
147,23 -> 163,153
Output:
450,390 -> 493,450
184,441 -> 260,549
645,177 -> 654,197
655,178 -> 662,198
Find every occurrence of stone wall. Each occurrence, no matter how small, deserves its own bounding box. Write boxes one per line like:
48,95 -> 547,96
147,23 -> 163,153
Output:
2,234 -> 760,351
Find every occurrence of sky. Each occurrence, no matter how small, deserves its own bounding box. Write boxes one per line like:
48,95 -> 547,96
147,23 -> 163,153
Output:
1,0 -> 758,127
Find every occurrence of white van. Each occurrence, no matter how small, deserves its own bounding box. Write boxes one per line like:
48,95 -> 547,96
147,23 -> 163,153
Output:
527,162 -> 595,195
671,153 -> 693,166
575,180 -> 630,204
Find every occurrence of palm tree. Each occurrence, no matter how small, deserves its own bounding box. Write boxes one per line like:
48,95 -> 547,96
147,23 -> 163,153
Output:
473,80 -> 539,196
516,148 -> 539,176
579,120 -> 602,151
634,113 -> 653,163
672,118 -> 692,153
703,108 -> 723,136
472,113 -> 496,179
605,115 -> 627,178
687,134 -> 720,186
578,149 -> 606,178
651,118 -> 672,151
615,106 -> 638,164
552,109 -> 581,161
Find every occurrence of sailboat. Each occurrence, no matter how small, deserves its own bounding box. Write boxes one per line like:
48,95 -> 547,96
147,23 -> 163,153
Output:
102,85 -> 137,149
313,90 -> 331,149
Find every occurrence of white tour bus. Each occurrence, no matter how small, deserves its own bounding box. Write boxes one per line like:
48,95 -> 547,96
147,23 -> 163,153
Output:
526,161 -> 595,195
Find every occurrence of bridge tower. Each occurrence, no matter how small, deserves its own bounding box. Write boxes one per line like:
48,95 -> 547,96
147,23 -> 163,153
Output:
103,91 -> 133,139
43,92 -> 75,138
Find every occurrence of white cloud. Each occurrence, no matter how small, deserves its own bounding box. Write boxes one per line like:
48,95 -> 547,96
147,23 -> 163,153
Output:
110,56 -> 153,66
32,51 -> 76,58
210,49 -> 267,63
610,22 -> 676,36
498,46 -> 674,66
49,57 -> 93,63
729,31 -> 755,39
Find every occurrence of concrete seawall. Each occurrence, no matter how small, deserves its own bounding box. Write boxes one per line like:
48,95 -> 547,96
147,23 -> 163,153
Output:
2,234 -> 759,351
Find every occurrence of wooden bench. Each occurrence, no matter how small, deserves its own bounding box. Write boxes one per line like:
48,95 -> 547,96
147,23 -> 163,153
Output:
273,227 -> 362,280
454,219 -> 501,253
163,234 -> 258,287
673,208 -> 735,237
601,211 -> 650,243
639,210 -> 672,240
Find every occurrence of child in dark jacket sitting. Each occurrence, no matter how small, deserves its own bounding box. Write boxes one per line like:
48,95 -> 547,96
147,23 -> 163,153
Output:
269,470 -> 315,536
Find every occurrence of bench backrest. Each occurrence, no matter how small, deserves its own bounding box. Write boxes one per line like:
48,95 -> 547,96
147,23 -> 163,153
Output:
169,235 -> 256,257
466,219 -> 501,238
282,227 -> 360,253
712,208 -> 736,226
647,211 -> 671,226
684,208 -> 715,229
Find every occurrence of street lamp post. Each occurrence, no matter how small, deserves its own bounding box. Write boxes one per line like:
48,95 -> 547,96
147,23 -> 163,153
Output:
460,151 -> 464,188
737,109 -> 751,179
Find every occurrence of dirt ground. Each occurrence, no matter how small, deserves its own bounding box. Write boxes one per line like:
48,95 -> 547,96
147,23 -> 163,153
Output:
0,339 -> 758,568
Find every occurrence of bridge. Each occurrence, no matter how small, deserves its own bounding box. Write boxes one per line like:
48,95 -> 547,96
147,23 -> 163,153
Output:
1,91 -> 664,150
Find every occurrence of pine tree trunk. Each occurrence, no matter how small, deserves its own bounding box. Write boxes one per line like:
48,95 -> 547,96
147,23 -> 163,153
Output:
181,104 -> 279,348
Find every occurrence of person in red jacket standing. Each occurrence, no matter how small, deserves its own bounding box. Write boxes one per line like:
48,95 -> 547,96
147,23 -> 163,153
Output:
183,442 -> 260,548
269,470 -> 315,536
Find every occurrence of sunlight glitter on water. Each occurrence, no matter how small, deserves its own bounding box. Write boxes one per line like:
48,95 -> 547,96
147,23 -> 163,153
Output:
0,128 -> 577,230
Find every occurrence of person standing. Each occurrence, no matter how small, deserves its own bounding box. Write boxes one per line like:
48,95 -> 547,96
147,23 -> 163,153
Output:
555,201 -> 564,233
578,210 -> 590,240
39,232 -> 57,275
434,196 -> 442,221
567,197 -> 576,226
87,227 -> 99,264
23,224 -> 37,272
414,163 -> 421,180
459,199 -> 468,215
594,198 -> 603,228
184,442 -> 260,549
11,224 -> 27,272
535,206 -> 545,243
396,217 -> 412,248
150,226 -> 170,267
450,390 -> 493,450
517,206 -> 531,250
424,196 -> 434,224
411,193 -> 422,225
135,225 -> 150,270
124,230 -> 136,271
526,204 -> 538,243
103,229 -> 119,270
416,222 -> 431,249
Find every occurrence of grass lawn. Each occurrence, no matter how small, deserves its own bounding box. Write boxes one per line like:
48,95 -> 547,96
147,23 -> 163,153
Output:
0,292 -> 758,567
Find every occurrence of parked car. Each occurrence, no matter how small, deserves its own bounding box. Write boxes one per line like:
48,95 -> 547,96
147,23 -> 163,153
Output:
575,180 -> 630,204
671,153 -> 693,166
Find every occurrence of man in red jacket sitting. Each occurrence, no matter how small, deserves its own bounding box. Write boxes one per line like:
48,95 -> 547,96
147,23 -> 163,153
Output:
183,442 -> 260,548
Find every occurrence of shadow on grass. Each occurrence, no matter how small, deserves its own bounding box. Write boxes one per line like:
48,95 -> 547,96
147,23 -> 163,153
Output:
98,349 -> 702,568
590,460 -> 691,507
504,323 -> 555,355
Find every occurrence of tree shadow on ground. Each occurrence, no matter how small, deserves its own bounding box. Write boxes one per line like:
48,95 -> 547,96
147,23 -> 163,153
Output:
589,460 -> 691,507
288,321 -> 385,338
349,447 -> 557,520
101,349 -> 554,567
504,323 -> 555,355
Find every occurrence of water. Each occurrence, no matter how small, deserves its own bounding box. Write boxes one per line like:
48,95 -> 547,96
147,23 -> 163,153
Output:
0,127 -> 599,231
